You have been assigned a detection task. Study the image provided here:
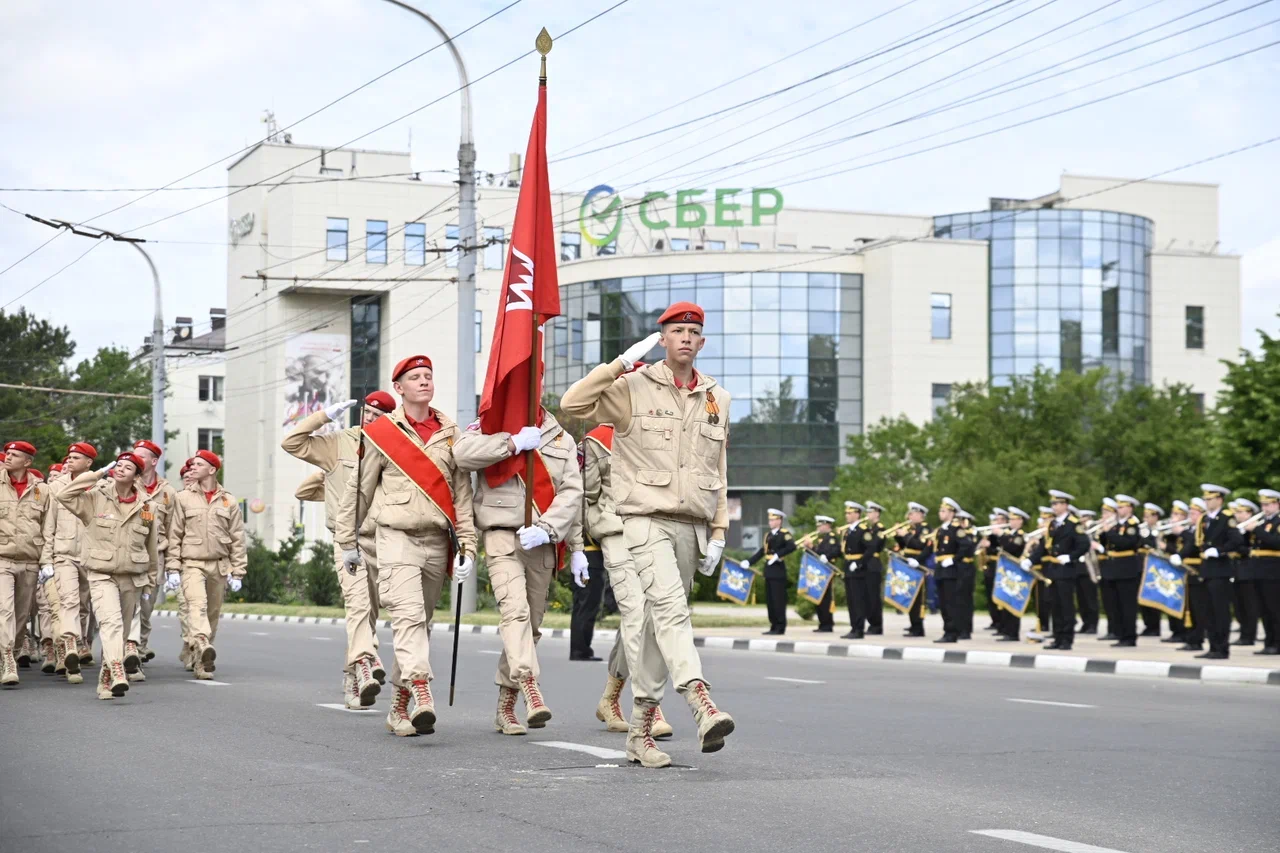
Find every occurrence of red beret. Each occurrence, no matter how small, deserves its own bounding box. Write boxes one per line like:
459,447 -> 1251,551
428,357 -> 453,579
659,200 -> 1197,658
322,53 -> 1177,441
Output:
392,354 -> 433,382
364,390 -> 396,413
4,441 -> 37,457
49,463 -> 64,474
68,441 -> 98,459
133,439 -> 163,458
180,458 -> 194,474
194,449 -> 222,470
115,452 -> 146,473
657,301 -> 704,326
29,469 -> 44,481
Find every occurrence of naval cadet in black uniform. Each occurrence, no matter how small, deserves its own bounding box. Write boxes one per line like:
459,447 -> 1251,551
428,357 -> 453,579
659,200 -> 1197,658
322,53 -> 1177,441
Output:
842,502 -> 886,639
982,508 -> 1009,632
1173,499 -> 1208,651
743,508 -> 797,635
894,501 -> 932,637
1023,490 -> 1089,650
920,497 -> 974,644
954,509 -> 978,639
810,515 -> 842,634
1230,498 -> 1262,647
1173,486 -> 1242,658
1250,489 -> 1280,655
990,506 -> 1029,641
1096,495 -> 1144,647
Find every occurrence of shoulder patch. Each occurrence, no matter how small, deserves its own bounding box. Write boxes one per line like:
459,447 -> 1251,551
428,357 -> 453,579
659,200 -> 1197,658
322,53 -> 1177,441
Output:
1228,518 -> 1237,528
1076,524 -> 1085,533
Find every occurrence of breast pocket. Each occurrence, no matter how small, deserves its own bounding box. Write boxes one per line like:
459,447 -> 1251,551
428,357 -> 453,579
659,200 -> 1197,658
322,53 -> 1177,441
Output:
695,421 -> 725,460
639,418 -> 676,452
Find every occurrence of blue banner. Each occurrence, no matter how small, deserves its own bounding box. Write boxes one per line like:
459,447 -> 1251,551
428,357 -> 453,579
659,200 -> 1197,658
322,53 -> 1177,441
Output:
883,554 -> 925,614
716,562 -> 756,606
993,553 -> 1035,617
797,551 -> 836,605
1138,553 -> 1187,619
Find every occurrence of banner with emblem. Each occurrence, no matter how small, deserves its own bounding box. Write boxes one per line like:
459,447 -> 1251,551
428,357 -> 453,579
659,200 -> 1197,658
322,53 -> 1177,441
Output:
796,551 -> 836,605
716,562 -> 756,606
992,552 -> 1035,617
883,554 -> 925,614
1137,552 -> 1187,618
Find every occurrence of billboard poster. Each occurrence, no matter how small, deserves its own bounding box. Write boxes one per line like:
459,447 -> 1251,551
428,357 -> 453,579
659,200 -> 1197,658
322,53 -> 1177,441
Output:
282,333 -> 346,431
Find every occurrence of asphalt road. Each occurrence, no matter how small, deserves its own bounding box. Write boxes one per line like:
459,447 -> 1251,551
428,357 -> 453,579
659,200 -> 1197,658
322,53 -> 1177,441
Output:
1,616 -> 1276,853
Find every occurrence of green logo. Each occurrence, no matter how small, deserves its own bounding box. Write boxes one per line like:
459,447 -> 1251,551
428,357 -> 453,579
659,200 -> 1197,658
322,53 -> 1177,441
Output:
576,186 -> 784,250
579,184 -> 623,248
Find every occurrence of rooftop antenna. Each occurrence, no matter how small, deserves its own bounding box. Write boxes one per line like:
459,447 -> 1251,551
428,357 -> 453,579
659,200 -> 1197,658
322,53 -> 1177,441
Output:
262,109 -> 280,142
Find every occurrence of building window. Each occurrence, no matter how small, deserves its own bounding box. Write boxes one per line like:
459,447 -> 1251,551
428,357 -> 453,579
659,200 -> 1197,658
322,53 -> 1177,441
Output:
597,240 -> 616,256
446,224 -> 459,268
931,293 -> 952,339
197,428 -> 224,454
198,375 -> 224,402
571,318 -> 583,362
405,222 -> 425,266
931,384 -> 952,419
366,220 -> 387,264
475,310 -> 483,354
705,240 -> 725,251
1185,305 -> 1204,349
670,238 -> 690,251
483,226 -> 505,270
560,232 -> 581,262
553,318 -> 568,357
777,243 -> 796,251
740,241 -> 759,250
326,217 -> 348,261
1191,392 -> 1205,415
350,296 -> 381,415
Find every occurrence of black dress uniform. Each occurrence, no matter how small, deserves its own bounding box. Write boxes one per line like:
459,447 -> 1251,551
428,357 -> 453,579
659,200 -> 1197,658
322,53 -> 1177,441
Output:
1250,509 -> 1280,654
570,531 -> 607,660
1195,508 -> 1244,658
894,522 -> 931,636
811,530 -> 842,633
956,525 -> 977,639
747,525 -> 797,635
1099,514 -> 1143,645
844,519 -> 885,637
921,522 -> 975,642
1178,526 -> 1207,650
1028,515 -> 1089,649
1232,523 -> 1260,646
990,529 -> 1027,639
1154,529 -> 1189,642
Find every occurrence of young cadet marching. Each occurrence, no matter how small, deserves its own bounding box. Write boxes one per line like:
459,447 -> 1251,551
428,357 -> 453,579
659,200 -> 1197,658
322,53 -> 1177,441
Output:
164,450 -> 248,679
454,405 -> 585,736
127,439 -> 178,670
843,502 -> 886,639
336,355 -> 476,738
1249,489 -> 1280,655
1094,495 -> 1143,647
1022,490 -> 1089,650
809,514 -> 841,634
582,423 -> 674,740
920,497 -> 973,644
893,502 -> 931,636
560,300 -> 736,768
281,389 -> 396,710
39,443 -> 98,683
53,451 -> 158,700
1,440 -> 56,686
743,509 -> 797,635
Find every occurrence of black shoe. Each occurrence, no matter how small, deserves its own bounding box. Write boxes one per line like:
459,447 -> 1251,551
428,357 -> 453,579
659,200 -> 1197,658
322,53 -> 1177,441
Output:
1111,640 -> 1137,648
933,635 -> 957,644
812,627 -> 834,633
1230,639 -> 1255,646
1195,651 -> 1228,660
957,633 -> 972,640
1098,633 -> 1118,641
984,623 -> 999,632
570,655 -> 603,661
1140,628 -> 1161,637
1161,636 -> 1184,643
1178,643 -> 1203,651
866,627 -> 883,635
996,635 -> 1020,642
1253,647 -> 1279,655
763,629 -> 784,636
840,631 -> 864,640
1078,626 -> 1097,635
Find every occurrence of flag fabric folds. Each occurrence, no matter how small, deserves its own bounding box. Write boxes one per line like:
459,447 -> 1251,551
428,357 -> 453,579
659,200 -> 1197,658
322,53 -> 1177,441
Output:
797,551 -> 836,605
992,552 -> 1035,617
1138,553 -> 1188,618
717,562 -> 756,606
883,554 -> 926,614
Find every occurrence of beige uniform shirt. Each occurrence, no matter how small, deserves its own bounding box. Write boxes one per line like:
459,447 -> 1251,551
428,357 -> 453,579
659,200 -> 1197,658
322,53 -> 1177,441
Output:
560,359 -> 730,541
140,476 -> 178,585
453,410 -> 584,548
40,470 -> 85,565
582,433 -> 623,541
166,485 -> 249,578
295,470 -> 326,502
335,406 -> 477,555
281,409 -> 361,533
0,468 -> 55,564
53,471 -> 159,579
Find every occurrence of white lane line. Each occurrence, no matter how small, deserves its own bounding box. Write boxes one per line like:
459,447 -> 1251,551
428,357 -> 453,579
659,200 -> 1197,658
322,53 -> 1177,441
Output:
187,679 -> 231,686
970,829 -> 1131,853
249,632 -> 270,636
477,650 -> 501,655
316,703 -> 377,714
311,636 -> 333,641
1005,698 -> 1097,709
765,676 -> 826,685
531,741 -> 627,760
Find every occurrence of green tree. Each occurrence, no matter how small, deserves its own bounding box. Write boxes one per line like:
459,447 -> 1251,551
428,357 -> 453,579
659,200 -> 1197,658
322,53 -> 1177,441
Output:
1213,318 -> 1280,489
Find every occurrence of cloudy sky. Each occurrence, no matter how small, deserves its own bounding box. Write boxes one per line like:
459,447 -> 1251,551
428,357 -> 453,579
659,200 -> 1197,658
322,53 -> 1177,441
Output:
1,0 -> 1277,361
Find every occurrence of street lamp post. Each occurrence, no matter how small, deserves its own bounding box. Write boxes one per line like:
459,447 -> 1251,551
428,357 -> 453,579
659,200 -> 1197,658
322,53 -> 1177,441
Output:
132,242 -> 167,453
383,0 -> 478,614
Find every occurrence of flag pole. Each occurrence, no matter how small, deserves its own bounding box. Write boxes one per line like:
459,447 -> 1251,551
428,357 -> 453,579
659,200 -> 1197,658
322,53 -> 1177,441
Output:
524,28 -> 552,529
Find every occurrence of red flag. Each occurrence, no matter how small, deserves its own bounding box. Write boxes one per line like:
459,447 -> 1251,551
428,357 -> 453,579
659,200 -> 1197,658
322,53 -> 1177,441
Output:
478,81 -> 560,489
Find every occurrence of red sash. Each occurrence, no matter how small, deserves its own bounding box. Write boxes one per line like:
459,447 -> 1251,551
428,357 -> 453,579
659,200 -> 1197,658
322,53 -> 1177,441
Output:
585,424 -> 614,454
363,415 -> 458,528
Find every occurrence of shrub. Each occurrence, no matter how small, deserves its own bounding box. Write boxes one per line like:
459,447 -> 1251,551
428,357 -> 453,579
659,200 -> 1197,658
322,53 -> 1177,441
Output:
300,541 -> 342,607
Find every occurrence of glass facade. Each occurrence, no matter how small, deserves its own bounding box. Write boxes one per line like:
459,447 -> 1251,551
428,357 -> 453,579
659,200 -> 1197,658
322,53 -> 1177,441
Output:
934,208 -> 1152,386
546,272 -> 863,491
349,296 -> 381,425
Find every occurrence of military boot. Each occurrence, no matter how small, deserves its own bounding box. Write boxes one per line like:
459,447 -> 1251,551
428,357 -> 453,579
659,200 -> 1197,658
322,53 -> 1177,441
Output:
408,680 -> 436,734
595,674 -> 629,733
127,668 -> 146,683
62,637 -> 81,676
651,704 -> 673,739
40,638 -> 56,674
108,660 -> 129,697
124,641 -> 142,674
371,654 -> 386,684
685,680 -> 735,753
140,645 -> 156,663
626,704 -> 672,768
193,635 -> 216,671
354,656 -> 381,706
1,649 -> 18,686
494,686 -> 527,736
52,639 -> 67,675
16,638 -> 32,668
343,672 -> 363,710
519,675 -> 552,728
77,638 -> 93,666
385,686 -> 416,737
96,659 -> 114,699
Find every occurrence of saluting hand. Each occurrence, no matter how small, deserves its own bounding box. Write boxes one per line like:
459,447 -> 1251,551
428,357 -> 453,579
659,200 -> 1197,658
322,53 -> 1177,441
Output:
324,399 -> 358,422
619,332 -> 662,366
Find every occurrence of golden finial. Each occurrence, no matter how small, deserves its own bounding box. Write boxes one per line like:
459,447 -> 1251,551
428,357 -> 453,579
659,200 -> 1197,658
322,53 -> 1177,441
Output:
536,27 -> 552,83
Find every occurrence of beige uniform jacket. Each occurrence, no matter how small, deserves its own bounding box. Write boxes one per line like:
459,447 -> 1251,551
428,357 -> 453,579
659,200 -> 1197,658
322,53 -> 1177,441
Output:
166,485 -> 249,577
281,409 -> 360,533
53,471 -> 159,578
295,470 -> 326,502
560,359 -> 730,541
0,469 -> 55,564
140,476 -> 179,585
582,433 -> 623,541
335,406 -> 477,555
453,411 -> 584,548
40,470 -> 85,565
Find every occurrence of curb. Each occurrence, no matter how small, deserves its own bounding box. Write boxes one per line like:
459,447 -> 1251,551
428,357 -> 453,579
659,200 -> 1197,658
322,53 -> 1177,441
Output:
155,610 -> 1280,687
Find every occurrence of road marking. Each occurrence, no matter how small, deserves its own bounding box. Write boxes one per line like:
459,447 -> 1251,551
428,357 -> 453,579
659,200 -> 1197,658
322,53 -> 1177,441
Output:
249,632 -> 270,636
765,676 -> 826,685
477,650 -> 501,655
531,741 -> 627,760
970,829 -> 1131,852
187,679 -> 231,686
311,636 -> 333,641
317,703 -> 377,713
1005,698 -> 1097,709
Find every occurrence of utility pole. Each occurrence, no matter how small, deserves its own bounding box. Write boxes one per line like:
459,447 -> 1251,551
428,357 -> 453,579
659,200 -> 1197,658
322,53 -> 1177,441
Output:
382,0 -> 478,614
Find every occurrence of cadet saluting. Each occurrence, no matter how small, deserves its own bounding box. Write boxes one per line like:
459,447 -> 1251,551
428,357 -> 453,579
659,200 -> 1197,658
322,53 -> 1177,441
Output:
1,440 -> 55,686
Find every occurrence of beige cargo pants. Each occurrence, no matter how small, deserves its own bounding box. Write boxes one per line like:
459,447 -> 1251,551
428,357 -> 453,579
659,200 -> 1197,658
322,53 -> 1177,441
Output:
181,560 -> 228,643
621,516 -> 707,704
37,576 -> 60,642
335,531 -> 381,671
602,534 -> 642,681
377,526 -> 449,687
0,560 -> 37,654
53,560 -> 88,645
88,572 -> 141,667
485,529 -> 555,689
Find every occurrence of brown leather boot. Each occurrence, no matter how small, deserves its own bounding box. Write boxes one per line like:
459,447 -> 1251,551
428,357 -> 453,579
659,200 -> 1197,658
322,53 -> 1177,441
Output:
595,674 -> 629,733
494,686 -> 527,736
626,704 -> 672,768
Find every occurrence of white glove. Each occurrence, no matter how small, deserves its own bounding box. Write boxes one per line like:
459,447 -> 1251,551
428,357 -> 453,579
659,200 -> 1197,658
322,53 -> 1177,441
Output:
1202,546 -> 1219,559
165,572 -> 181,592
766,554 -> 779,565
940,557 -> 954,568
848,560 -> 859,570
454,553 -> 474,583
1170,553 -> 1182,567
142,592 -> 151,602
619,332 -> 662,365
1056,554 -> 1072,565
699,540 -> 724,576
1020,559 -> 1033,571
739,559 -> 751,569
342,549 -> 361,571
818,554 -> 828,564
1092,541 -> 1104,553
570,551 -> 590,587
518,525 -> 551,550
324,399 -> 358,421
38,565 -> 54,583
510,425 -> 542,454
99,461 -> 117,477
227,576 -> 242,593
907,558 -> 919,569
